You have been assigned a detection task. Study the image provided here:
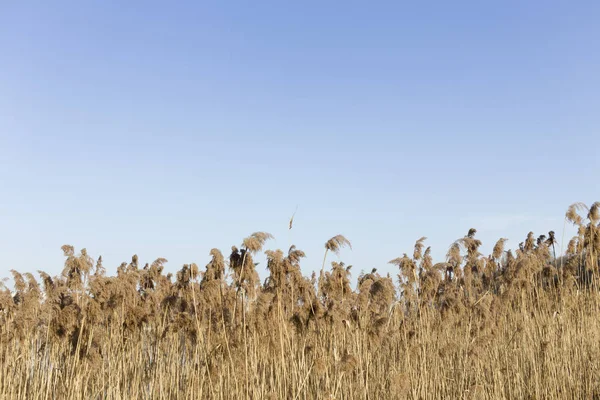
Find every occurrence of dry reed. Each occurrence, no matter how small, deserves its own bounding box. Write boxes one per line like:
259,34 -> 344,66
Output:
1,202 -> 600,399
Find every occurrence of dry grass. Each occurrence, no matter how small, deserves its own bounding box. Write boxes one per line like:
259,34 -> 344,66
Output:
2,202 -> 600,399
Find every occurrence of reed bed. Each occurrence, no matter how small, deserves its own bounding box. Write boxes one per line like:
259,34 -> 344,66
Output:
1,202 -> 600,399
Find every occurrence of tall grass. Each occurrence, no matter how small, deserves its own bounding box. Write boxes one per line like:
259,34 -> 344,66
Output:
1,202 -> 600,399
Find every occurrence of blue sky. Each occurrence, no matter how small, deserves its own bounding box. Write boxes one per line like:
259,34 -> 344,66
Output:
1,1 -> 598,281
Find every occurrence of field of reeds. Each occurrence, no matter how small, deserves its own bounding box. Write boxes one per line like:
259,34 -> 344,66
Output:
1,202 -> 600,399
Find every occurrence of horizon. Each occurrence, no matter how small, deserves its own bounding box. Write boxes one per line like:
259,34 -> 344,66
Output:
0,203 -> 585,287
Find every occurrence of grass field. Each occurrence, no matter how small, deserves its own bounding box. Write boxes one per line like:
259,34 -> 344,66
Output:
1,202 -> 600,399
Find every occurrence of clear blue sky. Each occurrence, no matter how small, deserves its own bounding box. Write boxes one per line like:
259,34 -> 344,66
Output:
1,1 -> 598,281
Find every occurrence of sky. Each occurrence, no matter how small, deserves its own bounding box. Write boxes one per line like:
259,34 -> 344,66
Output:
1,1 -> 599,283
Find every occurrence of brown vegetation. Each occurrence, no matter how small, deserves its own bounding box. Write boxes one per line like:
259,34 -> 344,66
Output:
1,202 -> 600,399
